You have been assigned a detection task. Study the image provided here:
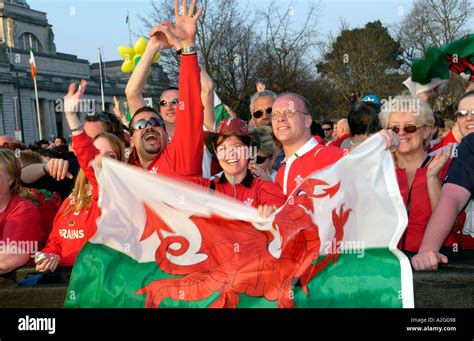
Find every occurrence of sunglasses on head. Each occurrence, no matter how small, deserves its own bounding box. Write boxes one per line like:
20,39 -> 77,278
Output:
252,107 -> 272,119
85,112 -> 111,124
159,98 -> 179,107
389,125 -> 424,134
130,117 -> 165,134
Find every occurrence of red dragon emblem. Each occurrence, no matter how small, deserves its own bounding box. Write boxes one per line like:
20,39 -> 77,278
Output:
447,54 -> 474,81
136,179 -> 352,308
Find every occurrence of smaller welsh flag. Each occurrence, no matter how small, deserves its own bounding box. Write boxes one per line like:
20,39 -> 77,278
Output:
213,93 -> 230,129
29,49 -> 37,80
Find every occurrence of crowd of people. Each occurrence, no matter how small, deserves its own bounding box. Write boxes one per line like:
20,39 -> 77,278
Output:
0,0 -> 473,282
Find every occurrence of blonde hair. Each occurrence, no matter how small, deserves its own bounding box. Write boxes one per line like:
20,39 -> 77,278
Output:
64,132 -> 125,216
0,149 -> 21,194
379,95 -> 435,129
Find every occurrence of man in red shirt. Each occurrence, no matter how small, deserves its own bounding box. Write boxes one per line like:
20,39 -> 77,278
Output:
331,118 -> 352,148
125,5 -> 204,177
272,93 -> 399,197
271,93 -> 344,197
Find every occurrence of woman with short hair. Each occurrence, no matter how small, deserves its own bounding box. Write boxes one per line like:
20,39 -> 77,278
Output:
379,95 -> 459,252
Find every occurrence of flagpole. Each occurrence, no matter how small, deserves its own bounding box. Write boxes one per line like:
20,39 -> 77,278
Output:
98,48 -> 106,111
127,10 -> 132,46
29,35 -> 42,140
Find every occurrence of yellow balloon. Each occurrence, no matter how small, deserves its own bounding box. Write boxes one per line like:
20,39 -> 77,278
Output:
118,46 -> 135,60
121,60 -> 134,73
118,37 -> 160,74
152,52 -> 161,63
134,37 -> 148,55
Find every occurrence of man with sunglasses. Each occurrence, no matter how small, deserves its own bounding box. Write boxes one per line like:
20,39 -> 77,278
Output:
158,87 -> 179,138
321,121 -> 336,145
125,0 -> 204,176
249,90 -> 277,127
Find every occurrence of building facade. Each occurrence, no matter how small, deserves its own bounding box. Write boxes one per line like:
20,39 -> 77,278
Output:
0,0 -> 169,144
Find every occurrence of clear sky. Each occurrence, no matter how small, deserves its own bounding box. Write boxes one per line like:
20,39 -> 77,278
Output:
24,0 -> 444,63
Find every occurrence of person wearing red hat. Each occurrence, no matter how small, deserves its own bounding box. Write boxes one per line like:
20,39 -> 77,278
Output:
188,118 -> 286,218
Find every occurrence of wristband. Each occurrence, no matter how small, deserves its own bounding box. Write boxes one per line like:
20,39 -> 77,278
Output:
177,46 -> 197,55
70,124 -> 83,133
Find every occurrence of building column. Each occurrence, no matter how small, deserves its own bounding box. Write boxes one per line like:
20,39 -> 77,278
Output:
42,99 -> 53,139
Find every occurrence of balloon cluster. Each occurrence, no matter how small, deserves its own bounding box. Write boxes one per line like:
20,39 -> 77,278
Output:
118,37 -> 161,73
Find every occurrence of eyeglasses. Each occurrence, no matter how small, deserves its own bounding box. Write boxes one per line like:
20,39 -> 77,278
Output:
159,98 -> 179,107
85,112 -> 111,125
256,155 -> 273,164
130,117 -> 165,135
270,109 -> 309,120
389,125 -> 425,134
455,109 -> 474,118
253,107 -> 272,119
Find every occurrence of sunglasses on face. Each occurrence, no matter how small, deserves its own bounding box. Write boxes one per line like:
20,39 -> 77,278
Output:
322,127 -> 333,131
256,155 -> 272,164
130,117 -> 165,135
455,109 -> 474,118
159,98 -> 179,107
85,112 -> 111,124
253,107 -> 272,119
389,125 -> 424,134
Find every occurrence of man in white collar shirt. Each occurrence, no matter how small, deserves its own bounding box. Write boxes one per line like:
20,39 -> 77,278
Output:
271,93 -> 399,197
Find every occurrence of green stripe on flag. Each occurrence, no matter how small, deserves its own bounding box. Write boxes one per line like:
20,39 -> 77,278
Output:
65,243 -> 403,308
214,103 -> 230,128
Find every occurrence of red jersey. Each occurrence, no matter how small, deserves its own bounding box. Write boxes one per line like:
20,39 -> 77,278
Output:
189,171 -> 286,208
276,138 -> 344,196
431,130 -> 458,152
0,194 -> 41,254
42,132 -> 101,266
20,187 -> 61,249
396,159 -> 460,252
331,133 -> 352,148
133,54 -> 204,177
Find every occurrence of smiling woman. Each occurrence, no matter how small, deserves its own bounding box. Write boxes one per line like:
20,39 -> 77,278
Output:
379,95 -> 461,253
0,149 -> 41,275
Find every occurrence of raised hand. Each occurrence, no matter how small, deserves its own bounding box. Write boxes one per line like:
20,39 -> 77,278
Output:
149,21 -> 181,50
173,0 -> 203,45
427,143 -> 452,179
113,96 -> 128,125
64,80 -> 87,114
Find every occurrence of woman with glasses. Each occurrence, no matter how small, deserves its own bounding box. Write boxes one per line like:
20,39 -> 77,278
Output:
379,95 -> 460,253
412,91 -> 474,270
431,90 -> 474,151
36,81 -> 126,272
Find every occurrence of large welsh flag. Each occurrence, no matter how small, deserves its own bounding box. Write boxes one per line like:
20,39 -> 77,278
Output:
65,134 -> 413,308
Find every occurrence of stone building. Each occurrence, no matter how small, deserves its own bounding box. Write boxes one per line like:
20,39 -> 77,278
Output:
0,0 -> 169,144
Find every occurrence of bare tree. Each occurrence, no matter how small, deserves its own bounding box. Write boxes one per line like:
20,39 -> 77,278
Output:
255,1 -> 320,95
396,0 -> 473,67
142,0 -> 323,118
142,0 -> 261,113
